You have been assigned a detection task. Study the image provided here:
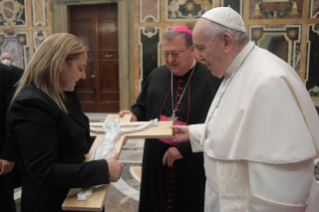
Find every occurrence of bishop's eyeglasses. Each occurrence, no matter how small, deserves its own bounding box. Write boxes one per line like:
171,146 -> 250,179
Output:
161,48 -> 189,59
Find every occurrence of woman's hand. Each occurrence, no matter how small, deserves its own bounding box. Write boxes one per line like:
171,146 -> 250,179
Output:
106,153 -> 124,182
171,125 -> 189,142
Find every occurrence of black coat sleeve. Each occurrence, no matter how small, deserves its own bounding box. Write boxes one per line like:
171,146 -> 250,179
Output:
8,97 -> 110,189
1,135 -> 15,161
176,141 -> 193,157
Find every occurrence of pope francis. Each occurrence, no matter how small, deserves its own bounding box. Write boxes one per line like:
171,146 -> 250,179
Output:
172,6 -> 319,212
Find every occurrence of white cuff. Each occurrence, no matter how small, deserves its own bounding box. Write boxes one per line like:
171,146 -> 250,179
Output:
188,124 -> 204,152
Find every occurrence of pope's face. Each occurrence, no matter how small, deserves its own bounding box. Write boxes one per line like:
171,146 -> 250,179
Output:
59,52 -> 87,91
162,35 -> 194,76
193,21 -> 226,78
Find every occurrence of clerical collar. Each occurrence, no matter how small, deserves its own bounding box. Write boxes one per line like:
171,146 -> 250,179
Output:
224,41 -> 255,79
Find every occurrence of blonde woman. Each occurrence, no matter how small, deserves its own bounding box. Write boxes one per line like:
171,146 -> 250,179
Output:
6,33 -> 123,212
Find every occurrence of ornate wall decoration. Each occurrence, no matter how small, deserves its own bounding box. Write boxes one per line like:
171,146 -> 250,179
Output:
263,0 -> 289,2
139,0 -> 160,22
250,0 -> 303,19
0,32 -> 29,69
33,31 -> 47,52
305,24 -> 319,97
166,26 -> 174,31
32,0 -> 47,26
139,27 -> 160,88
0,0 -> 26,26
310,0 -> 319,18
250,25 -> 301,74
167,0 -> 213,20
220,0 -> 243,17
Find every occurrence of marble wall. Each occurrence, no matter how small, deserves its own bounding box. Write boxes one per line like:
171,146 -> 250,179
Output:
306,24 -> 319,99
0,32 -> 29,69
249,0 -> 303,19
1,0 -> 319,108
0,0 -> 51,69
250,24 -> 301,74
134,0 -> 319,108
134,0 -> 214,91
139,27 -> 161,86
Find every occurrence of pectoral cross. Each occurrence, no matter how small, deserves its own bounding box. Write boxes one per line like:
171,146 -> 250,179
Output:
169,110 -> 178,123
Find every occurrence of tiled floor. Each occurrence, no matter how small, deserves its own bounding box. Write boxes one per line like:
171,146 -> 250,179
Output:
104,139 -> 144,211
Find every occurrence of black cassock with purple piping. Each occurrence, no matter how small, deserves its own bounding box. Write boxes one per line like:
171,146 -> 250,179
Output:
131,61 -> 221,212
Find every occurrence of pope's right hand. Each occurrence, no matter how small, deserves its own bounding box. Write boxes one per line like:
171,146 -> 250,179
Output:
171,125 -> 189,142
118,110 -> 137,121
106,153 -> 124,182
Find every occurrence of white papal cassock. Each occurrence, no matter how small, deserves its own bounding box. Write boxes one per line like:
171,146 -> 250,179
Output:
189,41 -> 319,212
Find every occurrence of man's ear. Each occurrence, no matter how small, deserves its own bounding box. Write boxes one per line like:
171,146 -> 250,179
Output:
222,32 -> 234,54
189,45 -> 195,52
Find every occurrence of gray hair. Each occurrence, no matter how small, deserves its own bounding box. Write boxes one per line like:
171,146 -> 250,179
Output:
202,18 -> 249,46
163,30 -> 193,48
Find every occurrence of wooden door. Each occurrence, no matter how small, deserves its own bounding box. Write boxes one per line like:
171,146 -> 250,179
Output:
70,4 -> 119,112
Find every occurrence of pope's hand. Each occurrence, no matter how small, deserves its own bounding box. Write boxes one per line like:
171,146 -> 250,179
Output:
119,110 -> 137,121
171,125 -> 189,142
0,159 -> 15,176
162,147 -> 183,167
106,153 -> 124,182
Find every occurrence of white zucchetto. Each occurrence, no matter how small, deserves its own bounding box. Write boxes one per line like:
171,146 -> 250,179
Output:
201,6 -> 246,33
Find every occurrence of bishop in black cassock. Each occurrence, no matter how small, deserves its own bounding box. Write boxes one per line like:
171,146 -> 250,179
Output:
131,62 -> 221,211
119,26 -> 221,212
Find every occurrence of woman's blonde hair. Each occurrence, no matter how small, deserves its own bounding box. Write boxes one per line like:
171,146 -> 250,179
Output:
13,33 -> 89,113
